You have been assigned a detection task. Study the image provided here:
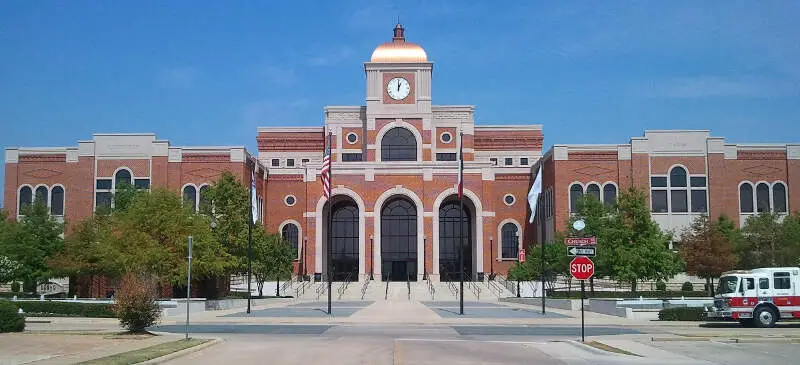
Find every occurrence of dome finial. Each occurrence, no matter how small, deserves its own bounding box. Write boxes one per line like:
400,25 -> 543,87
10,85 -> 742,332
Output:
393,22 -> 405,42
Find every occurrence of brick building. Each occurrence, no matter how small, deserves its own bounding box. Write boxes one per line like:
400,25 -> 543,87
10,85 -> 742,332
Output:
3,24 -> 799,296
534,130 -> 799,247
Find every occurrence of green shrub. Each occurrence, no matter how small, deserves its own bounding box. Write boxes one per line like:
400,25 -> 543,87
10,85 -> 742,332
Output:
549,290 -> 709,299
114,273 -> 161,333
15,301 -> 115,317
0,301 -> 25,332
681,282 -> 694,292
656,281 -> 667,292
11,281 -> 20,293
658,307 -> 708,321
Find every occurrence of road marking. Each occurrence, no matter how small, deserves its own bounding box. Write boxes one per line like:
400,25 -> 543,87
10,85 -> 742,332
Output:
394,339 -> 403,365
395,338 -> 549,345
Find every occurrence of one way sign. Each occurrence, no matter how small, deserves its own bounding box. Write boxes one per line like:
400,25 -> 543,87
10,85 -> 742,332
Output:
567,246 -> 596,257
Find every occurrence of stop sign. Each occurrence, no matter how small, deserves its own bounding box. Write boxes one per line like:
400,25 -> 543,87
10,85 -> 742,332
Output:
570,256 -> 594,280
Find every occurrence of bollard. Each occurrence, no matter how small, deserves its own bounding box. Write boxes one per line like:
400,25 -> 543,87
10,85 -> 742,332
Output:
18,308 -> 24,314
12,295 -> 17,301
40,294 -> 45,301
74,295 -> 78,301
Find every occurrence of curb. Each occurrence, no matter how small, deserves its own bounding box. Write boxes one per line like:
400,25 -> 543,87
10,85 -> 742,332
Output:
136,337 -> 222,365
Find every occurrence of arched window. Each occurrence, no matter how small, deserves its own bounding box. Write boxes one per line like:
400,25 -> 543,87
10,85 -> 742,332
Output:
603,184 -> 617,207
756,183 -> 771,213
501,223 -> 519,259
182,185 -> 197,211
35,186 -> 48,206
281,223 -> 299,256
586,184 -> 601,201
739,183 -> 754,213
439,200 -> 472,281
569,184 -> 583,213
381,127 -> 417,161
18,186 -> 32,213
773,183 -> 787,213
381,197 -> 418,281
331,202 -> 359,281
198,185 -> 211,213
50,186 -> 64,216
669,167 -> 687,187
115,169 -> 132,187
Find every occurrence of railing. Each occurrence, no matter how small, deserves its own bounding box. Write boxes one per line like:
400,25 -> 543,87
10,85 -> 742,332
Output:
337,272 -> 353,300
464,271 -> 481,300
384,272 -> 391,300
495,275 -> 517,297
425,272 -> 435,300
279,278 -> 294,296
315,281 -> 327,300
487,279 -> 504,297
444,275 -> 459,297
294,280 -> 310,298
360,278 -> 370,300
406,275 -> 411,300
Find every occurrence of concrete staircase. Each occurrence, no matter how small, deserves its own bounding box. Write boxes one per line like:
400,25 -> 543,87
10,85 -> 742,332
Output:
289,278 -> 516,302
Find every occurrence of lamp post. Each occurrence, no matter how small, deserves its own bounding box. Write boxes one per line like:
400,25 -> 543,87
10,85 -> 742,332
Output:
369,234 -> 374,280
489,235 -> 494,280
422,235 -> 427,280
515,234 -> 521,297
302,236 -> 308,281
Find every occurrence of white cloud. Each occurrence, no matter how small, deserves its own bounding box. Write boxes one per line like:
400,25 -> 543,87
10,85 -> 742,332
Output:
158,67 -> 198,88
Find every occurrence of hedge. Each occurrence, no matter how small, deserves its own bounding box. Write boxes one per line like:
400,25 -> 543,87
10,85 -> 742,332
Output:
549,290 -> 710,299
0,301 -> 25,332
658,307 -> 708,321
13,301 -> 115,318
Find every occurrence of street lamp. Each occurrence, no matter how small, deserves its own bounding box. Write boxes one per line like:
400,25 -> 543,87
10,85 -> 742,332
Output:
489,235 -> 494,280
369,234 -> 374,280
516,234 -> 521,298
302,236 -> 308,281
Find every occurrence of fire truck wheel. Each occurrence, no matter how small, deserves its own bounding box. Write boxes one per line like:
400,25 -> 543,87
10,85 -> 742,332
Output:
739,318 -> 754,327
754,307 -> 777,328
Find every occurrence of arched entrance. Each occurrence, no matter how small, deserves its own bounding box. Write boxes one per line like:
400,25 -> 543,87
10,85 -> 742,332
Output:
438,197 -> 474,281
381,197 -> 418,281
324,198 -> 360,281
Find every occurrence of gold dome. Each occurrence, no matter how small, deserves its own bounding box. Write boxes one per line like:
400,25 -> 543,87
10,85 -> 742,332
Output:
370,23 -> 428,63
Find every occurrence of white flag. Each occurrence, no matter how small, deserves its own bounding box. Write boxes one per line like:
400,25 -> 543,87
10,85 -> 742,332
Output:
251,169 -> 258,224
528,166 -> 543,223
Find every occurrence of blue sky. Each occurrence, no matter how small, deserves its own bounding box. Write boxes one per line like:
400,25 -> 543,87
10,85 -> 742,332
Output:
2,1 -> 799,207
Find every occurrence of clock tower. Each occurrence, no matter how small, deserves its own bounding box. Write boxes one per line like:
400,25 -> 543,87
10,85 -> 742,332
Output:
364,23 -> 433,128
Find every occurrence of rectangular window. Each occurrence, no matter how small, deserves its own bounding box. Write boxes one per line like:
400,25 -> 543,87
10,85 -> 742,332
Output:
95,192 -> 112,209
504,158 -> 513,166
301,158 -> 310,164
690,177 -> 707,187
774,272 -> 791,289
287,159 -> 295,167
520,157 -> 529,166
745,278 -> 755,290
651,190 -> 668,213
96,179 -> 112,190
671,190 -> 688,212
134,179 -> 151,190
759,278 -> 769,290
342,153 -> 362,162
490,158 -> 498,165
436,153 -> 456,161
271,159 -> 279,167
691,190 -> 707,213
651,177 -> 667,187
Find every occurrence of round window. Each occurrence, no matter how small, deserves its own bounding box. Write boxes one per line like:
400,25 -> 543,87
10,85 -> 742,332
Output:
440,132 -> 452,143
346,133 -> 358,144
285,195 -> 297,206
504,194 -> 515,206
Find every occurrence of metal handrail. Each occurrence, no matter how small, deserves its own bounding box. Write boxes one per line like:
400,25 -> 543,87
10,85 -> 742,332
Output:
487,279 -> 504,297
495,275 -> 517,296
337,272 -> 353,300
360,278 -> 370,300
294,280 -> 310,298
384,272 -> 391,300
426,272 -> 435,300
316,281 -> 327,300
464,271 -> 481,300
445,275 -> 458,297
279,278 -> 293,296
406,275 -> 411,300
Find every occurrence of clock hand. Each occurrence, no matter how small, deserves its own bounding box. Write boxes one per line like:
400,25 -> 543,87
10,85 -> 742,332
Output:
397,81 -> 400,92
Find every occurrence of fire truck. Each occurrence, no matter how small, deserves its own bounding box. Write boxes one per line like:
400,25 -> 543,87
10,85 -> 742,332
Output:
706,267 -> 800,327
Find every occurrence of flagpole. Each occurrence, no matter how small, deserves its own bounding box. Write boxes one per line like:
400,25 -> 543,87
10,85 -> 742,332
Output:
327,131 -> 333,315
458,131 -> 464,316
247,161 -> 253,314
538,165 -> 545,314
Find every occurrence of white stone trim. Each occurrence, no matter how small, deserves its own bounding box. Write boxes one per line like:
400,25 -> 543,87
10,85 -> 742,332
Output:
432,187 -> 484,277
440,131 -> 453,144
474,125 -> 543,131
5,149 -> 19,163
375,121 -> 423,163
788,145 -> 800,160
279,219 -> 303,260
314,187 -> 366,278
284,194 -> 297,207
345,132 -> 359,145
66,148 -> 79,163
724,145 -> 738,160
503,194 -> 516,206
372,186 -> 425,281
180,183 -> 200,212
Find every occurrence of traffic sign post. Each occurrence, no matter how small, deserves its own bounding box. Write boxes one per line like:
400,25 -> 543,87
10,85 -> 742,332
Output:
567,246 -> 596,257
564,236 -> 597,246
569,256 -> 594,342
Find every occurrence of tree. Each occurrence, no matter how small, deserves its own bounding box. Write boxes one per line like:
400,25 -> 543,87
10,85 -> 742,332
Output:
203,171 -> 251,275
507,240 -> 568,295
0,203 -> 64,293
679,215 -> 738,295
113,272 -> 161,333
737,212 -> 800,268
48,213 -> 120,282
252,226 -> 294,297
0,256 -> 22,285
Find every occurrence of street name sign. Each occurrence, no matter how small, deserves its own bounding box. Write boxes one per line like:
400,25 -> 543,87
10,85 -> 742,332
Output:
567,246 -> 596,257
564,236 -> 597,246
569,256 -> 594,281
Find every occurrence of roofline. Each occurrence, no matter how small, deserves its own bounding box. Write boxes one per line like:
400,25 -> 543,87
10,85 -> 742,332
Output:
476,124 -> 542,131
257,127 -> 325,133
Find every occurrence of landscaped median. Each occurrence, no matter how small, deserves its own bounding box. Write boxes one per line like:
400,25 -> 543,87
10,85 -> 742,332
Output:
14,301 -> 115,318
657,307 -> 708,321
78,338 -> 216,365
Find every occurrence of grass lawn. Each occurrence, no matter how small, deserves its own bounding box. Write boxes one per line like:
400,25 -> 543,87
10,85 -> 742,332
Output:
78,338 -> 210,365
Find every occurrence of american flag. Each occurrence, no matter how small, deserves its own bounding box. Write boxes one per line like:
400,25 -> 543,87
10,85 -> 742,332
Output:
320,132 -> 332,199
457,132 -> 464,199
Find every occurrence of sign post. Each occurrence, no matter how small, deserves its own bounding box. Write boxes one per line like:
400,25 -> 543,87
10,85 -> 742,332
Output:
186,236 -> 193,341
570,256 -> 594,342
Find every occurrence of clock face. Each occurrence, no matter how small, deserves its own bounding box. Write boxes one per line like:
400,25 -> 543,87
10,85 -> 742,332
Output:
387,77 -> 411,100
